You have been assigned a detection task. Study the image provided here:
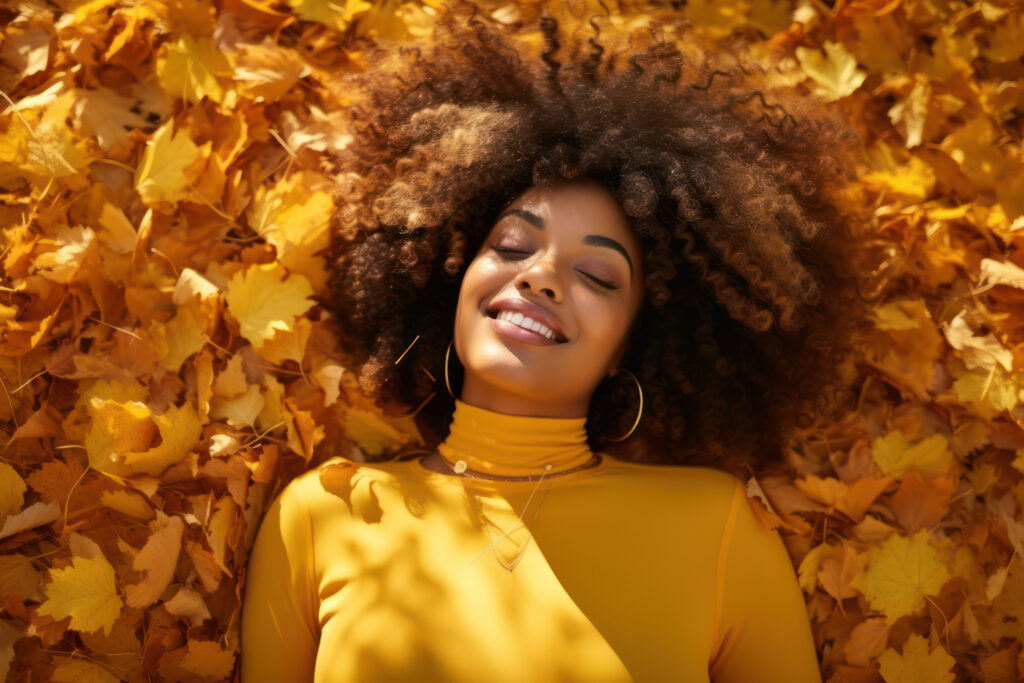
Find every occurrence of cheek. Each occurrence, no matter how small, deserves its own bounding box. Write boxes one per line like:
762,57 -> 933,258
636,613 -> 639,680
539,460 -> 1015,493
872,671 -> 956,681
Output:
576,297 -> 629,354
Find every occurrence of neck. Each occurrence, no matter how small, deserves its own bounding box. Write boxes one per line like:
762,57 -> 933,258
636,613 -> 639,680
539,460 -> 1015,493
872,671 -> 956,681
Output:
437,398 -> 596,478
459,375 -> 590,418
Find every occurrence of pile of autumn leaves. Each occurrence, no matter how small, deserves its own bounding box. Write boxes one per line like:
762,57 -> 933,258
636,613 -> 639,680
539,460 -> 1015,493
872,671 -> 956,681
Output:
2,0 -> 1024,680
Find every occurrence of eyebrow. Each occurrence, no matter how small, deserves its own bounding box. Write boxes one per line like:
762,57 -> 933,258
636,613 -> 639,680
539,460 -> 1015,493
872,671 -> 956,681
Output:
496,208 -> 635,278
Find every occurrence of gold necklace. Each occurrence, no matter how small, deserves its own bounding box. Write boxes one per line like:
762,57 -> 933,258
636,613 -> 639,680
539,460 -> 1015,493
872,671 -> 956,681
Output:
470,470 -> 554,571
443,453 -> 602,481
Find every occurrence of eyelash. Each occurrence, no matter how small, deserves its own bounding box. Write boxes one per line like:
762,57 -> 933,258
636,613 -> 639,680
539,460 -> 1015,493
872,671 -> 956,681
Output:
491,245 -> 619,291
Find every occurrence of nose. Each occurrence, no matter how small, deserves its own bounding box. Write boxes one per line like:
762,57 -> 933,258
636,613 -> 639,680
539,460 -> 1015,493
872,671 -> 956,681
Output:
514,253 -> 563,302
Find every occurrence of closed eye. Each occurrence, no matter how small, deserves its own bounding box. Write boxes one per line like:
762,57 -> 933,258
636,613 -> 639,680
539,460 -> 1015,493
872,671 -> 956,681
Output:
578,271 -> 618,291
492,245 -> 618,291
492,245 -> 529,257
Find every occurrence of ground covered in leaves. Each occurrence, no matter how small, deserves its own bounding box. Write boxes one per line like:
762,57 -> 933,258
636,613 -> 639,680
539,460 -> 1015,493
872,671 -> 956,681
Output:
1,0 -> 1024,681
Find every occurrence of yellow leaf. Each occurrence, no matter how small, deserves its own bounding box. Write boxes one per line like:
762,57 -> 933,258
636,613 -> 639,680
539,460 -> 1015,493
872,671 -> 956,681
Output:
134,119 -> 201,207
255,316 -> 312,366
38,554 -> 123,635
871,300 -> 928,331
212,353 -> 247,397
85,397 -> 202,477
96,202 -> 138,255
51,658 -> 121,683
952,365 -> 1024,414
795,40 -> 867,101
209,383 -> 265,428
130,403 -> 203,476
887,76 -> 930,148
942,309 -> 1013,373
70,87 -> 150,153
683,0 -> 751,38
225,262 -> 315,349
797,543 -> 827,594
151,308 -> 208,373
84,398 -> 156,473
125,515 -> 185,608
975,256 -> 1024,292
344,406 -> 410,457
850,529 -> 951,624
156,35 -> 231,104
860,142 -> 936,203
0,92 -> 92,185
0,462 -> 27,525
228,39 -> 311,102
33,225 -> 95,284
981,13 -> 1024,63
871,431 -> 953,479
99,490 -> 154,520
288,0 -> 372,31
247,170 -> 333,292
257,374 -> 287,433
878,633 -> 956,683
177,639 -> 235,680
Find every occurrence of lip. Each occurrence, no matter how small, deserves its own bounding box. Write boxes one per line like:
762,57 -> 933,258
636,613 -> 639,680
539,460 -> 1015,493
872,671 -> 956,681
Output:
485,297 -> 569,345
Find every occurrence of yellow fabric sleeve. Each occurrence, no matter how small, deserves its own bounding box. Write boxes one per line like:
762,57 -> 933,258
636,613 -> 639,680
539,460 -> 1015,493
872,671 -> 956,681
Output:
709,481 -> 822,683
241,482 -> 319,682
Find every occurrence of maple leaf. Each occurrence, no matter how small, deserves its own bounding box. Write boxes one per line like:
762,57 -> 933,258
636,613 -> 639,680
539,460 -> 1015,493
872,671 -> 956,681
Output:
343,406 -> 411,457
850,529 -> 952,624
256,316 -> 312,366
38,554 -> 123,635
0,554 -> 42,600
887,75 -> 930,149
871,431 -> 953,479
33,225 -> 95,284
288,0 -> 373,31
50,658 -> 121,683
133,119 -> 201,207
99,490 -> 154,520
0,91 -> 92,186
225,262 -> 315,349
0,462 -> 27,524
228,38 -> 312,102
794,40 -> 867,101
878,633 -> 956,683
124,514 -> 185,608
156,35 -> 231,105
210,383 -> 265,428
942,309 -> 1013,373
247,170 -> 333,292
69,87 -> 150,153
84,394 -> 202,477
150,307 -> 208,373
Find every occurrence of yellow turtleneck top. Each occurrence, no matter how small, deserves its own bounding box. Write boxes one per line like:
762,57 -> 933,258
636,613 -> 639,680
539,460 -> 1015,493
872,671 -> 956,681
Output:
240,400 -> 821,682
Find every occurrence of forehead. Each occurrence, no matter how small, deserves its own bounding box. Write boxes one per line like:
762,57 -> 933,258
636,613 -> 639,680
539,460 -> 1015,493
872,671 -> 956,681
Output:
501,180 -> 636,241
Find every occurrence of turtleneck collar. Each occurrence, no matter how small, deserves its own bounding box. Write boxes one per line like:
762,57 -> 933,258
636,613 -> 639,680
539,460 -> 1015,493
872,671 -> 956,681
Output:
437,399 -> 596,477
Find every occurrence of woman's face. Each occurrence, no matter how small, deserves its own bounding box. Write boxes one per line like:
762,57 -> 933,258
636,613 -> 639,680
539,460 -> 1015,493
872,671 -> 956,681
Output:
452,178 -> 645,418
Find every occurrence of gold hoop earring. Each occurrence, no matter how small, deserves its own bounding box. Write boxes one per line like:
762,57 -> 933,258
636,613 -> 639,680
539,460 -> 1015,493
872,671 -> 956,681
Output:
444,338 -> 456,398
605,368 -> 643,442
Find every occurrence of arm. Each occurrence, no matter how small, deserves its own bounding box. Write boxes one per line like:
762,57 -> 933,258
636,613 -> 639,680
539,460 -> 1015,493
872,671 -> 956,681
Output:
241,481 -> 319,682
708,480 -> 822,683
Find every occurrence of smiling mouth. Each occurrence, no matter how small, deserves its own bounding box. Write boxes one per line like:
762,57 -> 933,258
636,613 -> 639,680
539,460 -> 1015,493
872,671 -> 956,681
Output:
485,309 -> 569,344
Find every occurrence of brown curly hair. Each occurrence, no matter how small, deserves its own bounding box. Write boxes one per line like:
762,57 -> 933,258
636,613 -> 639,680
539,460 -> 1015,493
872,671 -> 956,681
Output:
320,1 -> 880,475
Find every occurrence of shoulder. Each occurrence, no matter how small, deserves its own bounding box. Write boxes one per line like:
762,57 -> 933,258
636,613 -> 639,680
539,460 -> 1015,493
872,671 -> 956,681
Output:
599,456 -> 745,516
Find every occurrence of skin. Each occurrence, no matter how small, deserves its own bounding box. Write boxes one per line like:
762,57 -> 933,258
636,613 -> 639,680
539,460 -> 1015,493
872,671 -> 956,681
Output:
452,178 -> 645,418
420,179 -> 645,475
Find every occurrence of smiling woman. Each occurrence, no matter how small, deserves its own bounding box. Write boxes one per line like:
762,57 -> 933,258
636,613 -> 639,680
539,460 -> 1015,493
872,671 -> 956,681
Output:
240,1 -> 880,681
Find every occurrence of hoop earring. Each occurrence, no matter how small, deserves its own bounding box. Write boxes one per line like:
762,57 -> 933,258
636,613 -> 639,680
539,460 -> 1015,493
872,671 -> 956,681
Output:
604,368 -> 643,442
444,338 -> 457,398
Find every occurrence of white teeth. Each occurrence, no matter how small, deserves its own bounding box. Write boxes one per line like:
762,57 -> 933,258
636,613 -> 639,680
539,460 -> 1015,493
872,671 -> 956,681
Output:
496,310 -> 557,341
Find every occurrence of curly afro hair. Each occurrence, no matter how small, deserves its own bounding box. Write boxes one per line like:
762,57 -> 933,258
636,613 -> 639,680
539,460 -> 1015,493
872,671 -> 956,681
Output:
320,1 -> 880,476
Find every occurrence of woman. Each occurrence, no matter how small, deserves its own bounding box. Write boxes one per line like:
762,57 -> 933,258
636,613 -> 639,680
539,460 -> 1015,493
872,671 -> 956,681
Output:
241,3 -> 875,681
